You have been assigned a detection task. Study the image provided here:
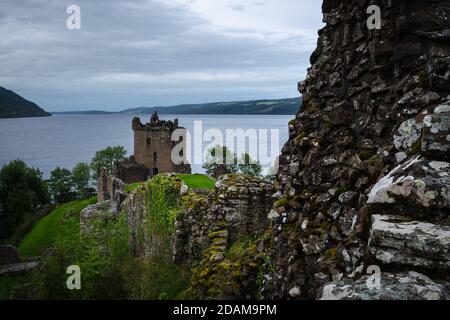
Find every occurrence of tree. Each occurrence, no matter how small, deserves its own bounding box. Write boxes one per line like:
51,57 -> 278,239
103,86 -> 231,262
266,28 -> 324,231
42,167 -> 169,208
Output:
90,146 -> 127,180
203,145 -> 238,177
266,157 -> 280,181
72,162 -> 91,198
48,167 -> 74,204
238,153 -> 262,177
0,160 -> 50,241
203,146 -> 263,178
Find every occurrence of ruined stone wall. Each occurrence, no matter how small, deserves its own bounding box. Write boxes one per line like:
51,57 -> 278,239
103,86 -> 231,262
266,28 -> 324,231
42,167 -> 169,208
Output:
114,156 -> 149,184
265,0 -> 450,300
175,174 -> 275,299
96,171 -> 126,211
174,174 -> 275,266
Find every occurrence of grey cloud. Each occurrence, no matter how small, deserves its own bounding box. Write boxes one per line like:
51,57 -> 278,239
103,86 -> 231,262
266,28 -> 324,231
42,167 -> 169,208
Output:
0,0 -> 322,111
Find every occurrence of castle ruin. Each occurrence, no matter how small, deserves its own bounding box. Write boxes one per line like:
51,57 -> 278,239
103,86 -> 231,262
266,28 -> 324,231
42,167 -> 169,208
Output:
132,112 -> 191,177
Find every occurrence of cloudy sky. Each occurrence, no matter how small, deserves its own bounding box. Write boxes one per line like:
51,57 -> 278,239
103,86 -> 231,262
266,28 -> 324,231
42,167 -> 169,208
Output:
0,0 -> 323,112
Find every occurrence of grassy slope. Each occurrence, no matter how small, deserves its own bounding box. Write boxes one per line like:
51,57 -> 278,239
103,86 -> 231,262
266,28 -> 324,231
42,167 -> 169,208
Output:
18,197 -> 96,257
178,174 -> 215,190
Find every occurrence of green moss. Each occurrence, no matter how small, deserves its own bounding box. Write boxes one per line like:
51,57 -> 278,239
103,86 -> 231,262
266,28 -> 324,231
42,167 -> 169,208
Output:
274,197 -> 289,208
418,70 -> 429,88
208,230 -> 227,239
324,247 -> 339,260
367,155 -> 380,166
188,231 -> 267,299
335,187 -> 347,196
409,139 -> 422,155
359,151 -> 375,161
320,221 -> 332,232
294,132 -> 307,144
227,239 -> 250,261
181,192 -> 207,209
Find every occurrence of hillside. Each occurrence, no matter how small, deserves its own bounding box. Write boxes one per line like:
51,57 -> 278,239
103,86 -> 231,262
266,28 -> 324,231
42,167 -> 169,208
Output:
121,97 -> 301,115
52,97 -> 301,115
0,87 -> 50,119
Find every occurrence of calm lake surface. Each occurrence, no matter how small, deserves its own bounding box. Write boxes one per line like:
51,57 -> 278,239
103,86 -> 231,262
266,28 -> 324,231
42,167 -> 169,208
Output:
0,114 -> 293,178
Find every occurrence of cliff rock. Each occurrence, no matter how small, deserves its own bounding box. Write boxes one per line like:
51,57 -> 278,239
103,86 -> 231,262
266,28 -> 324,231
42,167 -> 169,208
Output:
265,0 -> 450,300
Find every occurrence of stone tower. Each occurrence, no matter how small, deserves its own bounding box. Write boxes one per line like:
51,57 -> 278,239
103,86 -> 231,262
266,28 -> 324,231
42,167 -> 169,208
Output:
132,112 -> 191,176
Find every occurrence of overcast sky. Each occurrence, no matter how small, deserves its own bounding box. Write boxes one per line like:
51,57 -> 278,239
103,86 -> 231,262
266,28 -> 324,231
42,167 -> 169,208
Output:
0,0 -> 323,112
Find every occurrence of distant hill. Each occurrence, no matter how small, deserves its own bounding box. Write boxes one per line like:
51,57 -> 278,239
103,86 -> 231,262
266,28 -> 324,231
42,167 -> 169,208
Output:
0,86 -> 50,119
121,97 -> 301,115
53,97 -> 301,116
51,110 -> 112,115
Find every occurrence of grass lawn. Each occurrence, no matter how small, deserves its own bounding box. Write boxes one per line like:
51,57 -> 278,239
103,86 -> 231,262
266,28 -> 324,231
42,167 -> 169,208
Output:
125,182 -> 145,192
18,197 -> 97,257
178,174 -> 215,190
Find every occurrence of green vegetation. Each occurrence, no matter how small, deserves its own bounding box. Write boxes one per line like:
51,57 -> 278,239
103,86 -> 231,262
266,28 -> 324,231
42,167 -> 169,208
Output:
0,275 -> 33,299
203,145 -> 239,176
226,237 -> 256,261
203,145 -> 263,178
9,174 -> 194,299
178,174 -> 215,190
266,156 -> 279,181
71,162 -> 91,198
237,154 -> 263,177
123,257 -> 189,300
186,230 -> 270,299
30,208 -> 131,299
48,163 -> 95,204
90,145 -> 127,180
0,160 -> 50,241
19,197 -> 96,256
48,167 -> 74,204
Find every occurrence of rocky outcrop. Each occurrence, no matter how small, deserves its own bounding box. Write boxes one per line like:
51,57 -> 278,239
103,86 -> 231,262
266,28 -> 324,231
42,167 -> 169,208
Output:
0,261 -> 40,277
265,0 -> 450,300
0,245 -> 39,277
368,215 -> 450,271
319,271 -> 449,300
